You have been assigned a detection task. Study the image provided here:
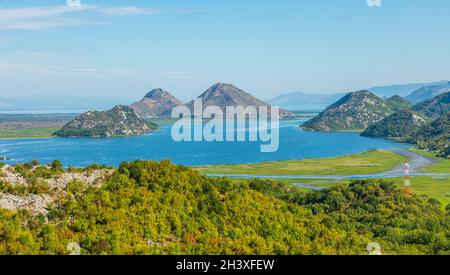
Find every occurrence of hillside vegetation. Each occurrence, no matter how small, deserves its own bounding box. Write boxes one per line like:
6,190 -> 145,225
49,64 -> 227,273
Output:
303,90 -> 393,131
361,110 -> 427,139
0,161 -> 448,255
413,113 -> 450,158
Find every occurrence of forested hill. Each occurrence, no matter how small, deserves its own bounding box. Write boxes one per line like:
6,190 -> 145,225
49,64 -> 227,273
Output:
302,90 -> 393,131
0,161 -> 448,255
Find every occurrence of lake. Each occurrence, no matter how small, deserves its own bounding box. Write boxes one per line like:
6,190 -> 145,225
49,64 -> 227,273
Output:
0,119 -> 410,167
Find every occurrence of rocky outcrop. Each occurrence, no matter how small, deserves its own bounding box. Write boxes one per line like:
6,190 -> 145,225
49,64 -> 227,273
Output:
0,164 -> 111,215
0,193 -> 52,215
0,165 -> 27,186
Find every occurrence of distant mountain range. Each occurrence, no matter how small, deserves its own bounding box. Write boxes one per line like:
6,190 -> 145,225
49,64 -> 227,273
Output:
367,80 -> 448,98
267,80 -> 448,111
406,81 -> 450,104
267,92 -> 345,111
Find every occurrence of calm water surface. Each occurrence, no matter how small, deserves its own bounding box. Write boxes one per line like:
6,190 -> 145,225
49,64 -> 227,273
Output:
0,120 -> 410,167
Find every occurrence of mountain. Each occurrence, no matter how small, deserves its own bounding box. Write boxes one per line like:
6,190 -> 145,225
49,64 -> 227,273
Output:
361,93 -> 449,157
302,90 -> 393,131
413,112 -> 450,158
406,81 -> 450,104
361,109 -> 427,138
367,80 -> 447,98
267,92 -> 346,111
54,105 -> 158,138
129,89 -> 183,119
186,83 -> 294,118
412,92 -> 450,119
384,95 -> 412,112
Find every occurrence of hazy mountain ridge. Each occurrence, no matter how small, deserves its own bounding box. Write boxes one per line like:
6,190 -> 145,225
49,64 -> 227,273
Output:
367,80 -> 448,98
406,81 -> 450,104
267,92 -> 346,111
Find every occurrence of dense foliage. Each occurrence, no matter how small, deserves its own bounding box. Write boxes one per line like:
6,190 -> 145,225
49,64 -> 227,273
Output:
414,112 -> 450,158
361,110 -> 426,139
385,95 -> 413,112
413,92 -> 450,119
0,161 -> 449,255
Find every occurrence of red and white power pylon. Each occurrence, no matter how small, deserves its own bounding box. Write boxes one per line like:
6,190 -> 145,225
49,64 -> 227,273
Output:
403,159 -> 412,197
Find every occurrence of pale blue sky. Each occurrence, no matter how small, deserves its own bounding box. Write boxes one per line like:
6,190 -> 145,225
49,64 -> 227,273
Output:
0,0 -> 449,104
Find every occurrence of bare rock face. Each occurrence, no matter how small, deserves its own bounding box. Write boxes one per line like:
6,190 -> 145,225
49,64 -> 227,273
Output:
186,83 -> 294,118
130,89 -> 184,119
303,90 -> 394,131
46,169 -> 110,190
0,164 -> 111,215
0,165 -> 27,186
54,105 -> 158,138
0,194 -> 52,215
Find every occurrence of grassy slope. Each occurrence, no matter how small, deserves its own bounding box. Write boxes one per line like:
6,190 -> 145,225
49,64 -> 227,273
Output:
197,150 -> 404,175
410,148 -> 450,173
0,127 -> 58,138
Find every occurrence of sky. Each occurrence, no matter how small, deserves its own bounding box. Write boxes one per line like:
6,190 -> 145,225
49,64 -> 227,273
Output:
0,0 -> 449,107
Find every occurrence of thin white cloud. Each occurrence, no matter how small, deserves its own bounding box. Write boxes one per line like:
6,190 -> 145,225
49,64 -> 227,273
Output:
0,4 -> 151,31
0,5 -> 94,21
99,6 -> 153,16
0,51 -> 137,78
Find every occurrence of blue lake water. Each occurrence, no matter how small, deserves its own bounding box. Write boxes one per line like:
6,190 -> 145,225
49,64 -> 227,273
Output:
0,120 -> 410,167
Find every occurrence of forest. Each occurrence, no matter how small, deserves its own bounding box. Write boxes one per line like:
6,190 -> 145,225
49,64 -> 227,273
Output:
0,160 -> 449,255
